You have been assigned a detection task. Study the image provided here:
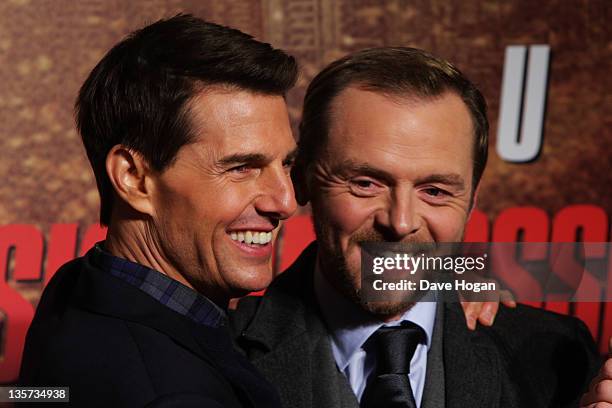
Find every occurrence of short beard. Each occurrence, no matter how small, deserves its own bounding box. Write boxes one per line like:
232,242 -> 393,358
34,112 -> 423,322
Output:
314,215 -> 428,319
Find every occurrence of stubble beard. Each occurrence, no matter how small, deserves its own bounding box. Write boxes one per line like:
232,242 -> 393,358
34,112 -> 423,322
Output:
313,215 -> 425,319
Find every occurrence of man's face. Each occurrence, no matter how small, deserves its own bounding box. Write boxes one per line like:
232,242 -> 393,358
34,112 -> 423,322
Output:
307,87 -> 476,317
150,89 -> 297,302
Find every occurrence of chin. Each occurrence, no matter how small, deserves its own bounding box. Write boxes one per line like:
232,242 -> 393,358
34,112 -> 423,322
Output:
360,300 -> 415,319
231,269 -> 275,293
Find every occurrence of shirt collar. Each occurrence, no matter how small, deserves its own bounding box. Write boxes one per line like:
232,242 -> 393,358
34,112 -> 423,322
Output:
314,257 -> 436,372
91,241 -> 227,328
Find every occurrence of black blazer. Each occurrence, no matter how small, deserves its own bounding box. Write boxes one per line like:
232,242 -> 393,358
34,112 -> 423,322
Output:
20,249 -> 282,408
231,242 -> 601,408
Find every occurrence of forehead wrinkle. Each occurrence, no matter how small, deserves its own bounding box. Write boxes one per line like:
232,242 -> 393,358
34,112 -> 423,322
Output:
188,89 -> 288,140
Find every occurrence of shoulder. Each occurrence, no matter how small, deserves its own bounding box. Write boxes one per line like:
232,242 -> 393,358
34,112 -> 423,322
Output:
488,303 -> 596,348
484,304 -> 600,402
21,300 -> 153,404
36,256 -> 85,313
24,314 -> 242,403
20,256 -> 92,381
21,258 -> 242,406
483,303 -> 598,366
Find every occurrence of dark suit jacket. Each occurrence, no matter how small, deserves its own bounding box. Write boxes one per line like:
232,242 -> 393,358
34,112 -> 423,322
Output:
231,242 -> 601,408
20,249 -> 282,408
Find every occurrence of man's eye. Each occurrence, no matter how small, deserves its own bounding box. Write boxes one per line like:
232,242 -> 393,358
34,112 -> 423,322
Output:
423,187 -> 447,197
229,165 -> 251,174
282,159 -> 295,172
348,178 -> 382,197
352,179 -> 375,188
350,178 -> 384,194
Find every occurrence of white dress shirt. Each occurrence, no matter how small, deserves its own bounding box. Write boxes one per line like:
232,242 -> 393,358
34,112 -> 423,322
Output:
314,264 -> 436,407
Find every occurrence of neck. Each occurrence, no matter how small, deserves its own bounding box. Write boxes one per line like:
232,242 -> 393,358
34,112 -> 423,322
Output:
104,217 -> 229,309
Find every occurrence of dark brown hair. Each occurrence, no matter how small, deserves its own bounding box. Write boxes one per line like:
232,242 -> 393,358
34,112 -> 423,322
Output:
76,14 -> 298,225
297,47 -> 488,189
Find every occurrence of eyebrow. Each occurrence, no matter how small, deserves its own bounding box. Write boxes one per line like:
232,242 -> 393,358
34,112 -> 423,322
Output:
414,174 -> 466,190
218,147 -> 298,167
333,160 -> 396,184
218,153 -> 268,166
333,159 -> 466,189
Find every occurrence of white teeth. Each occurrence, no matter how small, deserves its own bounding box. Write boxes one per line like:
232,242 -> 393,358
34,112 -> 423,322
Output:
229,230 -> 274,245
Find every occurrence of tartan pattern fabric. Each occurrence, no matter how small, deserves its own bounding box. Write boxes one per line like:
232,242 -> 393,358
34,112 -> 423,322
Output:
91,242 -> 225,328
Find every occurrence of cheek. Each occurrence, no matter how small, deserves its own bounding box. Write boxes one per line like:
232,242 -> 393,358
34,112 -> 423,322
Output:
152,190 -> 189,234
319,194 -> 376,238
176,183 -> 250,226
422,207 -> 468,241
155,179 -> 200,219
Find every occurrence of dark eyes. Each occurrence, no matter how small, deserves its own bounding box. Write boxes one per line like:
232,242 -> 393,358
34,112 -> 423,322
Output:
347,175 -> 454,202
282,158 -> 295,172
227,160 -> 294,176
422,187 -> 453,201
353,179 -> 375,188
350,177 -> 382,191
228,164 -> 252,174
349,178 -> 383,197
423,187 -> 444,196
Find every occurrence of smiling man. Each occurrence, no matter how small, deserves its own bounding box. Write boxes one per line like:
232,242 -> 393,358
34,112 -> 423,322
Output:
232,47 -> 601,408
19,15 -> 509,408
20,15 -> 297,407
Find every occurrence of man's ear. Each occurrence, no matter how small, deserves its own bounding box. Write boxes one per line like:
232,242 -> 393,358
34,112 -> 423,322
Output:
291,163 -> 310,206
106,145 -> 155,217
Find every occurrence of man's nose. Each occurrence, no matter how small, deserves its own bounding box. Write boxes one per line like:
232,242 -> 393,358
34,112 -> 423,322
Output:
254,165 -> 297,220
374,188 -> 421,240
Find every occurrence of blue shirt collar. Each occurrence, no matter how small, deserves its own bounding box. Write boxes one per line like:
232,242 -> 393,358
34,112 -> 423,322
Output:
91,241 -> 226,328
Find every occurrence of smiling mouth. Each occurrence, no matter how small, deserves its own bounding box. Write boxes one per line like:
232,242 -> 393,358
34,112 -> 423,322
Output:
229,230 -> 273,246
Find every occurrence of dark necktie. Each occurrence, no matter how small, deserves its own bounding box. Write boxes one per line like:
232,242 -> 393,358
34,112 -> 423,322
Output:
360,322 -> 426,408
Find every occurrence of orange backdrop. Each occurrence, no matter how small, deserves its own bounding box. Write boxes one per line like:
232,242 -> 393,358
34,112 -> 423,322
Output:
0,0 -> 610,383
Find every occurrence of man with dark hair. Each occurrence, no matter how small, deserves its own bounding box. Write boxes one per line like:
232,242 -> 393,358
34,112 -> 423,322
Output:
232,47 -> 602,407
20,16 -> 514,407
20,14 -> 298,407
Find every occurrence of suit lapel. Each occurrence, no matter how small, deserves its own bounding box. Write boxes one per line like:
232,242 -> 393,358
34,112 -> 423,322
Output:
238,245 -> 503,408
421,301 -> 446,408
236,243 -> 358,408
443,302 -> 501,408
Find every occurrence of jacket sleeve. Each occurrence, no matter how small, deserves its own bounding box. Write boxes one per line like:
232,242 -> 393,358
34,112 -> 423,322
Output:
559,317 -> 602,408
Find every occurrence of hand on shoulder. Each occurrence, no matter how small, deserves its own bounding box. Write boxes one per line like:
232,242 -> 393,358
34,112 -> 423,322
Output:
581,337 -> 612,407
